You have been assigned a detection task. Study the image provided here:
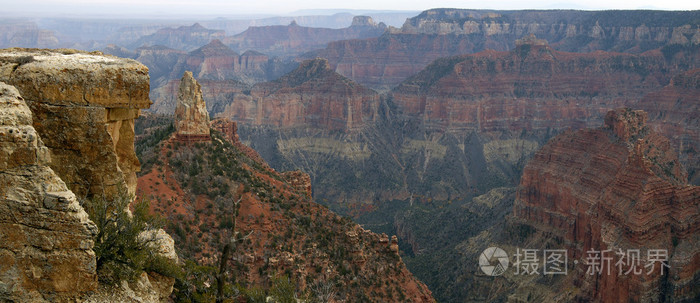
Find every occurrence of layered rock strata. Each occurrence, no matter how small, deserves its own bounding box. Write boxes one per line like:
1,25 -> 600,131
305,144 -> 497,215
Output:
0,48 -> 151,199
307,9 -> 699,90
174,71 -> 210,142
391,40 -> 671,132
220,58 -> 379,131
513,108 -> 700,302
0,82 -> 97,302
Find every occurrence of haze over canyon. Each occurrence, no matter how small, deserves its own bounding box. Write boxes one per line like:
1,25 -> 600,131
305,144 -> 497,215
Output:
0,5 -> 698,303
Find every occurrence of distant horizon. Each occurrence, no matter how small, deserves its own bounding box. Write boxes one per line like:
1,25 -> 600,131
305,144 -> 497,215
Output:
2,0 -> 698,19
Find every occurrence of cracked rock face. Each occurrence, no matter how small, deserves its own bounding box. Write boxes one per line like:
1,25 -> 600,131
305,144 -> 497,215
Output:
0,82 -> 98,302
0,48 -> 151,199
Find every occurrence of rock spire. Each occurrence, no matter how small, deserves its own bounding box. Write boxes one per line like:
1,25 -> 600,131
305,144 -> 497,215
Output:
175,71 -> 210,141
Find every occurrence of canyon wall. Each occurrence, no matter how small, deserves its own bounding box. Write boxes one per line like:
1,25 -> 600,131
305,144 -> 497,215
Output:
513,108 -> 699,302
145,40 -> 297,115
307,9 -> 699,90
390,39 -> 700,186
0,21 -> 60,49
391,39 -> 668,132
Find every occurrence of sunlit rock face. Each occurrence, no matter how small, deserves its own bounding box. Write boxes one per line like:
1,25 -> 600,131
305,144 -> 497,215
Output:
0,48 -> 151,199
0,81 -> 98,302
174,71 -> 211,142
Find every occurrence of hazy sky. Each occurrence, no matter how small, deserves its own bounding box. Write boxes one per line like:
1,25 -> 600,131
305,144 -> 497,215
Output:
3,0 -> 698,17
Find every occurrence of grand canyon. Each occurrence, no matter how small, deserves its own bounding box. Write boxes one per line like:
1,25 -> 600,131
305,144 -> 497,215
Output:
0,3 -> 698,303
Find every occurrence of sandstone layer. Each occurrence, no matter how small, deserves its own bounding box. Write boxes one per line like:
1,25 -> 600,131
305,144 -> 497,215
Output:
0,82 -> 97,302
220,58 -> 379,131
174,71 -> 210,141
513,109 -> 700,302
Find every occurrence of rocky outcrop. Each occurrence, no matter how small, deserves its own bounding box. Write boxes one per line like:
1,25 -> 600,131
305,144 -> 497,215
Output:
174,71 -> 210,141
0,48 -> 151,199
513,108 -> 700,302
220,58 -> 379,131
223,16 -> 386,58
0,82 -> 97,302
391,40 -> 672,132
129,23 -> 226,51
308,9 -> 699,90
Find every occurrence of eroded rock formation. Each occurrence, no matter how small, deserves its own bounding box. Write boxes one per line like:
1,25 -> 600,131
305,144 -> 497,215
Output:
0,48 -> 151,199
513,108 -> 700,302
174,71 -> 210,141
220,58 -> 379,131
0,82 -> 97,302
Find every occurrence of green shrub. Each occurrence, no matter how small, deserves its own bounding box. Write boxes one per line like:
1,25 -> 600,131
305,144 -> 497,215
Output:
82,193 -> 181,285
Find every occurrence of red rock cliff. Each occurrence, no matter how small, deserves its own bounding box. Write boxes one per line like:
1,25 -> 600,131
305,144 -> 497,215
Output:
513,108 -> 700,302
391,41 -> 671,132
220,58 -> 379,131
